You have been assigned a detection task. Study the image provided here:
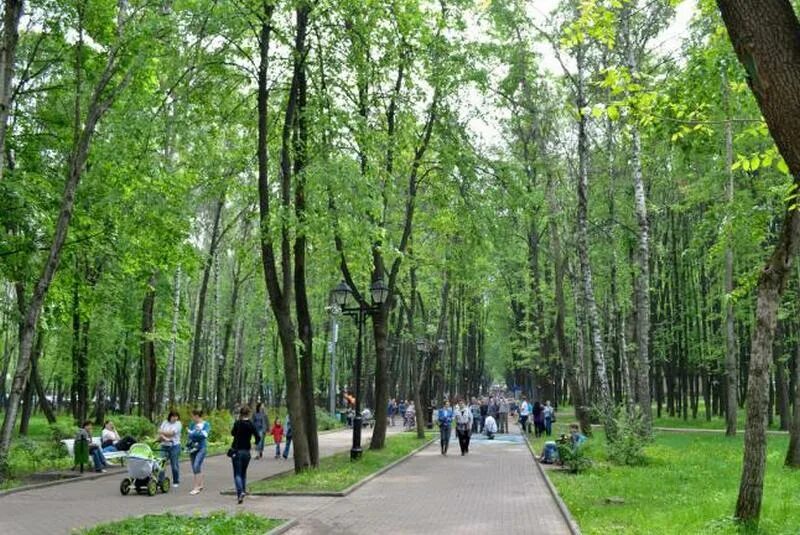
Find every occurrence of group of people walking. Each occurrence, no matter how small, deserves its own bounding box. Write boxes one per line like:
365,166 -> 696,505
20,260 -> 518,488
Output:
155,403 -> 294,503
387,399 -> 416,430
432,393 -> 558,456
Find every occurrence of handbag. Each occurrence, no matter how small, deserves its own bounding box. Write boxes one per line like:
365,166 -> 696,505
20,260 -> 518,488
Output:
226,447 -> 237,458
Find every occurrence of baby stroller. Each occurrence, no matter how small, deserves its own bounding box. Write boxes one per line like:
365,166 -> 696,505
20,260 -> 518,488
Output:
120,443 -> 170,496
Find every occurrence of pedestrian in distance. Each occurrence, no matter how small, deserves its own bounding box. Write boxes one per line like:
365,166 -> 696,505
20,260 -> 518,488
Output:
543,400 -> 555,437
479,398 -> 488,434
518,397 -> 530,435
271,418 -> 284,458
453,398 -> 474,455
498,397 -> 509,434
158,410 -> 182,487
253,402 -> 269,460
187,409 -> 210,495
282,414 -> 293,460
230,405 -> 261,504
532,401 -> 545,438
437,400 -> 454,455
469,398 -> 481,434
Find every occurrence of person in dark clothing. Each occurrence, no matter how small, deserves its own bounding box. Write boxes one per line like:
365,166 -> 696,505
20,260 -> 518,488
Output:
532,401 -> 545,438
479,399 -> 488,434
230,406 -> 261,504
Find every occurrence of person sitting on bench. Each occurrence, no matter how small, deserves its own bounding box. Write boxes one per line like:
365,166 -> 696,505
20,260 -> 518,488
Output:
76,421 -> 109,473
101,420 -> 136,452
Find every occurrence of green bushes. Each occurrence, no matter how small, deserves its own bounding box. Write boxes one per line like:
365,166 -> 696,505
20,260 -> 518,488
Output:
556,442 -> 592,474
315,408 -> 342,431
205,410 -> 233,442
606,408 -> 651,466
112,415 -> 156,440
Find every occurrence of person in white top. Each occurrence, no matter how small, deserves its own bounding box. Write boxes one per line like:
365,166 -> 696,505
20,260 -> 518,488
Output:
483,414 -> 498,439
453,399 -> 474,455
159,410 -> 182,488
518,397 -> 531,434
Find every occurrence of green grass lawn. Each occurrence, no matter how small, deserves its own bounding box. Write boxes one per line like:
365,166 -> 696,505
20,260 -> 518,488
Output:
248,431 -> 433,493
78,511 -> 281,534
553,404 -> 786,432
540,429 -> 800,534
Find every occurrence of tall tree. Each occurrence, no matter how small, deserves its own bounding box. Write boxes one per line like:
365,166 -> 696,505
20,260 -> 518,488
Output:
716,0 -> 800,523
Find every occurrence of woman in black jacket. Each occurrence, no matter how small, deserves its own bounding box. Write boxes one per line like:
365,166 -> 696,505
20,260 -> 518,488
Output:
230,406 -> 261,504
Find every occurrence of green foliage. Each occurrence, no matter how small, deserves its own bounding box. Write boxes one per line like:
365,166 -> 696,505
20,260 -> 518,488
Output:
205,410 -> 234,443
557,442 -> 592,474
79,511 -> 280,535
607,408 -> 652,466
48,421 -> 76,446
111,415 -> 156,441
314,408 -> 343,431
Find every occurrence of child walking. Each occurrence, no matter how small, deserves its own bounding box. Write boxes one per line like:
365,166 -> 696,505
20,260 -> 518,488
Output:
271,418 -> 284,459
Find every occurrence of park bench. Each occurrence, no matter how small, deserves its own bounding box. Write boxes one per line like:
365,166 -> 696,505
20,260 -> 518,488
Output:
61,437 -> 127,468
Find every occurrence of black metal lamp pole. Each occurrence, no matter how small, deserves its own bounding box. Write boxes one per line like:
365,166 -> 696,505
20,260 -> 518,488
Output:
331,279 -> 388,461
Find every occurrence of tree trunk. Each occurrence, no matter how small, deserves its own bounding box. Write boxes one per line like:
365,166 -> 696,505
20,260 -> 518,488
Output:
18,331 -> 39,435
164,267 -> 181,410
787,319 -> 800,467
574,39 -> 615,439
141,272 -> 157,422
717,0 -> 800,522
256,4 -> 311,472
723,69 -> 738,437
0,0 -> 24,183
290,3 -> 319,466
188,198 -> 223,403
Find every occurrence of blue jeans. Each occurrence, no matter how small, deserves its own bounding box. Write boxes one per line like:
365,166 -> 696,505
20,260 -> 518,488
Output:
160,444 -> 180,484
256,428 -> 266,454
439,425 -> 450,453
545,417 -> 552,436
231,450 -> 252,497
274,441 -> 282,457
190,448 -> 207,474
282,436 -> 292,459
90,447 -> 106,471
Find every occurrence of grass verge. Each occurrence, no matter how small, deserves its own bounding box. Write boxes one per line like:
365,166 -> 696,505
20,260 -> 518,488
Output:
248,431 -> 433,493
542,430 -> 800,534
77,511 -> 282,534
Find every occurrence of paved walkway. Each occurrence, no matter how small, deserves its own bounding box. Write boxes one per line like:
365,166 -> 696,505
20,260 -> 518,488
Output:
0,424 -> 572,535
280,429 -> 571,535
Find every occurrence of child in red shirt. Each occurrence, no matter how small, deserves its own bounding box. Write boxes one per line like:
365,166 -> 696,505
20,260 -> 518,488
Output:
271,419 -> 284,459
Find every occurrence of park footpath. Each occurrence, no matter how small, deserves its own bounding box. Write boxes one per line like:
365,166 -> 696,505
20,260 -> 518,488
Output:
0,424 -> 574,535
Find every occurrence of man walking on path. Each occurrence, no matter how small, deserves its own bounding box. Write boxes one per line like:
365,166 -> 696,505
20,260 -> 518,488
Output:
453,399 -> 473,455
469,398 -> 481,433
543,400 -> 555,437
437,400 -> 453,455
498,397 -> 509,433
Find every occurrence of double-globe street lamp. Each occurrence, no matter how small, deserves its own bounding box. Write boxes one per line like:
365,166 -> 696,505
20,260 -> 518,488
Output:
331,278 -> 389,460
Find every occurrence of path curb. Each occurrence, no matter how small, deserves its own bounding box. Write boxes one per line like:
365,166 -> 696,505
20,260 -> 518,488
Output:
222,436 -> 436,497
520,428 -> 582,535
265,518 -> 298,535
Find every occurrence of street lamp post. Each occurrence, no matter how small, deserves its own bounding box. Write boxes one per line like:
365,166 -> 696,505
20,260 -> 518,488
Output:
331,278 -> 389,460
